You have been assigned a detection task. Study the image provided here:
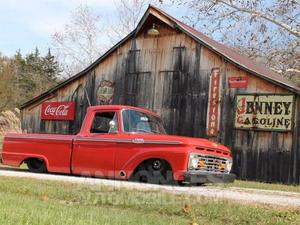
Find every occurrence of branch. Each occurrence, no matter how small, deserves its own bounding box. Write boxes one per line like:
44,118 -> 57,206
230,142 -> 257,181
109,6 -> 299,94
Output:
270,68 -> 300,73
218,0 -> 300,38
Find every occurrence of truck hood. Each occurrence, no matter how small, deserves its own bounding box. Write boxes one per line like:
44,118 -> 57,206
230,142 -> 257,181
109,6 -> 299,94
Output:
157,134 -> 231,157
135,133 -> 230,153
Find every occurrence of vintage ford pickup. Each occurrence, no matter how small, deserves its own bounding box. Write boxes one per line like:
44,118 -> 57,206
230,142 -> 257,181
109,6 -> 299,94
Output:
1,105 -> 235,184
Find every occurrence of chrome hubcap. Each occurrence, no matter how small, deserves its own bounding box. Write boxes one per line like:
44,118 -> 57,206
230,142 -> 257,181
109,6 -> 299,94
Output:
152,160 -> 162,170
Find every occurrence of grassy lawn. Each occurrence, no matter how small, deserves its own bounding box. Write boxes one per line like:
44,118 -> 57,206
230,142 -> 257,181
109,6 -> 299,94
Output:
0,177 -> 299,225
211,180 -> 300,193
1,161 -> 300,194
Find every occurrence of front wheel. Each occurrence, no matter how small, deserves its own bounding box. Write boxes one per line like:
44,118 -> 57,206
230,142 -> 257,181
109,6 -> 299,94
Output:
26,158 -> 47,173
131,159 -> 174,185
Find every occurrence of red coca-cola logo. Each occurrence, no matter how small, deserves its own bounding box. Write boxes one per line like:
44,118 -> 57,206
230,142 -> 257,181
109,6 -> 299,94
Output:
45,105 -> 69,116
41,102 -> 75,120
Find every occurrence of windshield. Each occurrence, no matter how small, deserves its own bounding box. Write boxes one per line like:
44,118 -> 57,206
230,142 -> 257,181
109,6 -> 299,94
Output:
122,109 -> 166,134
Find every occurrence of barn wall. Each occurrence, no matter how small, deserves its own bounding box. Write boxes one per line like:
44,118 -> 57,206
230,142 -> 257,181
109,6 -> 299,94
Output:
218,62 -> 298,183
21,22 -> 300,184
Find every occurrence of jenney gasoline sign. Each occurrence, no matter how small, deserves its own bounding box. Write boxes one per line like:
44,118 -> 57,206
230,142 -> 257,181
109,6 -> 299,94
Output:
234,94 -> 295,131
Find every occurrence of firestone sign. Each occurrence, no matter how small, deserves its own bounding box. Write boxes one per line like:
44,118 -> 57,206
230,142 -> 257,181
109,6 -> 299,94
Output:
41,102 -> 75,121
207,68 -> 221,136
234,94 -> 295,131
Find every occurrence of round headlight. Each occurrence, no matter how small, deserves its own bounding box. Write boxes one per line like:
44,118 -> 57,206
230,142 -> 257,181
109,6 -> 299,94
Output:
226,160 -> 233,172
190,158 -> 199,169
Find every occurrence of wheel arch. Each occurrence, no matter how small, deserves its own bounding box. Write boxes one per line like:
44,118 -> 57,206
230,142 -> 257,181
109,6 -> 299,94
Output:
21,155 -> 49,169
129,157 -> 174,179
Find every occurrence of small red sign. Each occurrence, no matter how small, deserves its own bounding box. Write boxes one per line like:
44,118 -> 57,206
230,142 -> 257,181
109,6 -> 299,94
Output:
41,102 -> 75,120
228,76 -> 248,88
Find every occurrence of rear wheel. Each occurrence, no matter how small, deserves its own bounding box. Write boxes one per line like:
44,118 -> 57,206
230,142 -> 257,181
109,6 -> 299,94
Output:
131,159 -> 174,184
26,158 -> 47,173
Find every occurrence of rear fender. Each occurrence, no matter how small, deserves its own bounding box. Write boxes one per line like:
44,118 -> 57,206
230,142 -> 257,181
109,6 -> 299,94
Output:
3,152 -> 49,169
22,154 -> 49,168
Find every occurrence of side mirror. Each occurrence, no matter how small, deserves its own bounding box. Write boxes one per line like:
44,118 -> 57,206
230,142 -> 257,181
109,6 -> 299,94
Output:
109,120 -> 117,133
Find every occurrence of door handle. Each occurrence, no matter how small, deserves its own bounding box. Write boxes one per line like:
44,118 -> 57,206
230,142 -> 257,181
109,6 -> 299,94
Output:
132,138 -> 145,144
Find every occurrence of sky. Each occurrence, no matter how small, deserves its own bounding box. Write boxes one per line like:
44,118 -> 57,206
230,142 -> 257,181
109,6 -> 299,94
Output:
0,0 -> 183,57
0,0 -> 125,56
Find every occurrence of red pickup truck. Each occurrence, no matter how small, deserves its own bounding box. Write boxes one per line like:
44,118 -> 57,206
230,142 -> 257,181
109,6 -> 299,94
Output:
1,105 -> 235,184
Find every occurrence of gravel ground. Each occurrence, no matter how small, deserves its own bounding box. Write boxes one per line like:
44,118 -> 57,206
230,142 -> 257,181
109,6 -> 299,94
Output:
0,168 -> 300,208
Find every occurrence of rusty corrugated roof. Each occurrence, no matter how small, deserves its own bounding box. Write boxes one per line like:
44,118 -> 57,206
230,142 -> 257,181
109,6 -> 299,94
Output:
21,5 -> 299,109
150,5 -> 300,94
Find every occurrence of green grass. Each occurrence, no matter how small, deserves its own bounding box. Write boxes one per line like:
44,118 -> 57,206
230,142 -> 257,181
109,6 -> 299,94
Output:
0,177 -> 299,225
2,160 -> 299,194
211,180 -> 300,193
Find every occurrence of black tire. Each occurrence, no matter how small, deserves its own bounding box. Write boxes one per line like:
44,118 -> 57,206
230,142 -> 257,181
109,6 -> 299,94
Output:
177,182 -> 205,186
26,158 -> 47,173
130,159 -> 174,185
178,180 -> 188,186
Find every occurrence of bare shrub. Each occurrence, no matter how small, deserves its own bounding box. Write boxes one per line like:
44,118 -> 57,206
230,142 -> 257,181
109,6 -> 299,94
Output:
0,108 -> 22,135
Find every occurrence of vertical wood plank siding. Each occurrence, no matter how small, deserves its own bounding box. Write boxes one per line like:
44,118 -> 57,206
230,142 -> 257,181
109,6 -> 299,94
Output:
21,26 -> 300,184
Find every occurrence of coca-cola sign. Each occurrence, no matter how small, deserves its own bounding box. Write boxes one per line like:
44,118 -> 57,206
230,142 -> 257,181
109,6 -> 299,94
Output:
41,102 -> 75,120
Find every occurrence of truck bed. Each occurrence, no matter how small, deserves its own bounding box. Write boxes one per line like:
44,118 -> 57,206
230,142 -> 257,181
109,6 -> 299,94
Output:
2,133 -> 76,173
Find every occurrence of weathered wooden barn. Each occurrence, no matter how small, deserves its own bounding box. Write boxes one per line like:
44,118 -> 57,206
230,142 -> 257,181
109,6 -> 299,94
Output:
20,5 -> 300,184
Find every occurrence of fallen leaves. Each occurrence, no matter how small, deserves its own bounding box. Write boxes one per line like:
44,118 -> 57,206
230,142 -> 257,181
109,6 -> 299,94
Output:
188,222 -> 199,225
182,204 -> 199,225
41,194 -> 49,201
182,204 -> 192,214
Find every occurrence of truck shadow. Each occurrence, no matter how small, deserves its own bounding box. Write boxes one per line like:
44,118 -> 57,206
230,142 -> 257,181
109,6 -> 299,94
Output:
0,167 -> 29,172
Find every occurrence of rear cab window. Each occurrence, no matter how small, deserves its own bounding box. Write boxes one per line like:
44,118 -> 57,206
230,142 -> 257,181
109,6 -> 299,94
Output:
90,111 -> 118,134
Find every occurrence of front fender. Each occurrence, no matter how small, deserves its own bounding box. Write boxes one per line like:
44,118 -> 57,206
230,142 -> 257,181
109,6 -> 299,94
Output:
121,150 -> 188,180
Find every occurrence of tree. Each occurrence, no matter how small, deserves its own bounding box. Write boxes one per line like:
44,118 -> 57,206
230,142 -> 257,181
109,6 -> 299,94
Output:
15,48 -> 60,106
51,5 -> 106,77
42,49 -> 61,82
108,0 -> 163,44
51,2 -> 165,77
0,49 -> 60,111
171,0 -> 300,84
0,53 -> 18,111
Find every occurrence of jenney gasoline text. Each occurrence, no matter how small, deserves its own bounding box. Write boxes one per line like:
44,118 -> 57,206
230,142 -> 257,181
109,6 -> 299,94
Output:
242,101 -> 291,115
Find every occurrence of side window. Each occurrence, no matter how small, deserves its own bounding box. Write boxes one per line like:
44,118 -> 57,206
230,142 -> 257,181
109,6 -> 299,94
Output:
90,112 -> 118,134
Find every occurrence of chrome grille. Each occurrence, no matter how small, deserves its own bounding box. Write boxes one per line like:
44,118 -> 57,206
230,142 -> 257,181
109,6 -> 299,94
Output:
196,155 -> 227,173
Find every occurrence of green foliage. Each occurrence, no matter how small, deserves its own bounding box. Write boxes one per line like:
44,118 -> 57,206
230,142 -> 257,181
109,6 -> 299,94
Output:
42,49 -> 60,82
16,48 -> 61,104
0,49 -> 61,111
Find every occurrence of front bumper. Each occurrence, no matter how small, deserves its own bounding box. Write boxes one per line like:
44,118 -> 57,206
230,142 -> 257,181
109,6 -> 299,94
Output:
184,171 -> 236,184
